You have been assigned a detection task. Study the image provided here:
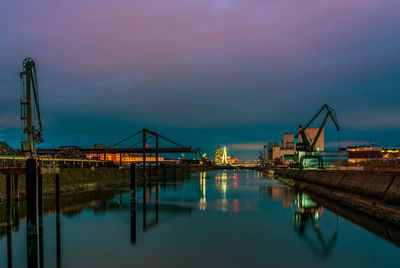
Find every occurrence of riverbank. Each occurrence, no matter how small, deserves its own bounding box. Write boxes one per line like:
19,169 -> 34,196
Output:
266,168 -> 400,225
0,165 -> 217,202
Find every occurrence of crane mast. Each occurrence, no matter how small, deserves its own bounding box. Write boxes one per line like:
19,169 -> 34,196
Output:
20,57 -> 43,159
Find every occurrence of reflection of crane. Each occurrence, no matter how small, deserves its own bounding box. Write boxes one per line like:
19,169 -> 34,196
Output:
293,193 -> 338,259
295,104 -> 340,168
20,58 -> 43,158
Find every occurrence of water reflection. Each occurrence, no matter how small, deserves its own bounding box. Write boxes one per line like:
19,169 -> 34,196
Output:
294,193 -> 338,259
259,184 -> 338,258
1,171 -> 400,267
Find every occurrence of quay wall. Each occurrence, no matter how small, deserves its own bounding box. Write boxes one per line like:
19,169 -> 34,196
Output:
272,169 -> 400,205
0,165 -> 216,200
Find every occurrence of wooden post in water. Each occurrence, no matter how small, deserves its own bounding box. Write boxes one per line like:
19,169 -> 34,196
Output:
143,182 -> 146,230
55,173 -> 61,268
6,175 -> 12,268
155,183 -> 159,222
38,168 -> 44,268
26,158 -> 38,268
130,163 -> 136,198
130,191 -> 136,244
187,163 -> 190,179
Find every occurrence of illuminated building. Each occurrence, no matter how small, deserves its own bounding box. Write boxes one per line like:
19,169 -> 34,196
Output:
346,145 -> 383,163
382,147 -> 400,160
270,133 -> 297,164
215,146 -> 222,165
86,153 -> 164,164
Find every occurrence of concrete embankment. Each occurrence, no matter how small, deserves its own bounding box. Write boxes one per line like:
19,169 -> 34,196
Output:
0,165 -> 216,201
268,169 -> 400,225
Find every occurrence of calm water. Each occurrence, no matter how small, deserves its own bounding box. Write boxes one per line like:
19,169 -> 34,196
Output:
1,170 -> 400,267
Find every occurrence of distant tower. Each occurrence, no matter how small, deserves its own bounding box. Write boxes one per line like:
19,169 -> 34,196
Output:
222,146 -> 228,165
215,146 -> 223,165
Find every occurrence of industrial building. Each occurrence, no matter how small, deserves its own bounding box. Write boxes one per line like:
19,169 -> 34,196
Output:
270,128 -> 324,165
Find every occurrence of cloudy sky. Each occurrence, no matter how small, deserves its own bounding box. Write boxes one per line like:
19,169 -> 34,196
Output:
1,0 -> 399,159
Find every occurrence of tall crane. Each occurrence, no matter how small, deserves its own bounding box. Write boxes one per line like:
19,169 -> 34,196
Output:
295,104 -> 340,168
295,104 -> 340,152
20,57 -> 43,159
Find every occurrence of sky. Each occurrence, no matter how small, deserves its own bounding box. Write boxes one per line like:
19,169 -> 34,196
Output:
0,0 -> 400,160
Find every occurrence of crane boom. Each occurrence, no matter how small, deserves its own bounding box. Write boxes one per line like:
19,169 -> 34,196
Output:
20,57 -> 43,158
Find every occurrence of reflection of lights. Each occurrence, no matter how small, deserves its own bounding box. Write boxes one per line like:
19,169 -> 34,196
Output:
199,172 -> 207,210
234,172 -> 238,189
221,198 -> 228,211
234,198 -> 239,212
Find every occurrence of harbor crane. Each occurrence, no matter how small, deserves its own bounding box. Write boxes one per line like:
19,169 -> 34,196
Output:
20,58 -> 43,158
295,104 -> 340,168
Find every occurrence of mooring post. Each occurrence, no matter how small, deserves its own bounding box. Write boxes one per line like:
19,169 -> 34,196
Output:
55,173 -> 60,210
14,174 -> 19,201
130,163 -> 136,198
155,183 -> 159,222
143,182 -> 147,230
187,163 -> 190,179
38,167 -> 44,268
55,173 -> 61,268
6,173 -> 12,268
7,189 -> 12,268
130,192 -> 136,244
181,164 -> 184,179
26,158 -> 38,268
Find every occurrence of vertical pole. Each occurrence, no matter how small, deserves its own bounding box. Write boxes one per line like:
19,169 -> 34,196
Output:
181,164 -> 184,179
155,183 -> 159,222
130,191 -> 136,244
120,153 -> 122,167
187,163 -> 190,179
155,135 -> 159,177
56,173 -> 61,268
143,182 -> 146,230
6,176 -> 12,268
130,163 -> 136,197
38,168 -> 43,268
26,158 -> 38,268
143,130 -> 146,177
